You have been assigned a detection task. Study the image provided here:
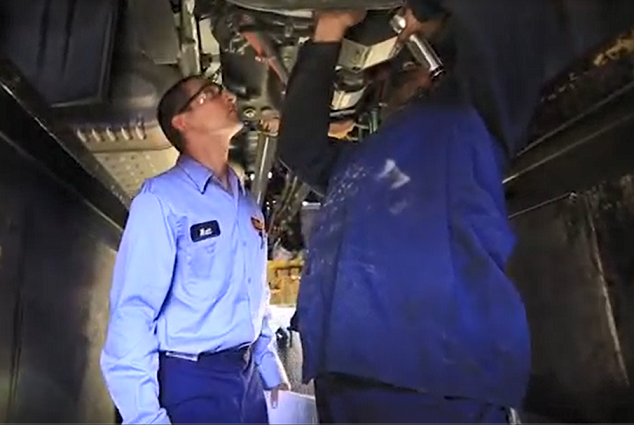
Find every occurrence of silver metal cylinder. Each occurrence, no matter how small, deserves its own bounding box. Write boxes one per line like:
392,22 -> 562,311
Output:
390,14 -> 444,80
252,132 -> 278,206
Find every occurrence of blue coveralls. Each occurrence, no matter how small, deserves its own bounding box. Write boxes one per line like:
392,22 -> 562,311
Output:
285,66 -> 530,422
100,155 -> 288,424
272,0 -> 624,422
277,0 -> 634,420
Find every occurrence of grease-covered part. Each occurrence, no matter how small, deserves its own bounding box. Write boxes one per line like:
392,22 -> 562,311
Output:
226,0 -> 401,11
508,192 -> 633,422
526,29 -> 634,146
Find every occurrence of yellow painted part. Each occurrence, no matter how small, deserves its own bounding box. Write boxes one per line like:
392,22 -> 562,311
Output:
594,29 -> 634,66
267,259 -> 304,305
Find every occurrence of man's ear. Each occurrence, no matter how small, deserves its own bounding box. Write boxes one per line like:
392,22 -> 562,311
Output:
171,114 -> 186,132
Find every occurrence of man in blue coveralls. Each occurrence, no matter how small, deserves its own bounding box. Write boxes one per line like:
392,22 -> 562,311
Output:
100,76 -> 289,424
277,1 -> 634,423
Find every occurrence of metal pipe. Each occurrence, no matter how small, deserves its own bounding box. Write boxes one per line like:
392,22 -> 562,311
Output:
241,31 -> 290,85
389,13 -> 444,80
369,108 -> 380,133
179,0 -> 201,77
251,132 -> 278,205
267,175 -> 311,245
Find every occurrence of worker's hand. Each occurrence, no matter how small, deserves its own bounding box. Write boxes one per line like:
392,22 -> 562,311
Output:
269,382 -> 290,408
260,116 -> 280,135
313,10 -> 367,42
396,7 -> 445,43
328,119 -> 356,139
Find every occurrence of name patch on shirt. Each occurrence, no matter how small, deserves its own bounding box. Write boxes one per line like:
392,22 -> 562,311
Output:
190,220 -> 221,242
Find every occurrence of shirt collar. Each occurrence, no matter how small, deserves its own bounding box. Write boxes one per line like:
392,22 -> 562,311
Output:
177,154 -> 245,195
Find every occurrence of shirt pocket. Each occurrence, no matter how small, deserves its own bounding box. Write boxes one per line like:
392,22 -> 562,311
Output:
188,238 -> 217,280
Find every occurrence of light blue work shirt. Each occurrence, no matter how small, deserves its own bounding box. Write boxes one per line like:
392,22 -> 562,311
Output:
100,155 -> 288,424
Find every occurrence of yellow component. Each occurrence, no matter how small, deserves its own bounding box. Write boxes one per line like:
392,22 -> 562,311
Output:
268,258 -> 304,305
328,119 -> 356,140
593,29 -> 634,66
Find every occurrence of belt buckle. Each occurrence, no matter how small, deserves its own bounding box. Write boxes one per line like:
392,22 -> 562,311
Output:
165,351 -> 199,362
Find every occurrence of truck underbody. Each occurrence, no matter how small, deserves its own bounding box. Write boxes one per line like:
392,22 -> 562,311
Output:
0,0 -> 634,422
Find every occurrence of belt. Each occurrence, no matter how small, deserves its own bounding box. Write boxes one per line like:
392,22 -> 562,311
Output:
162,344 -> 252,363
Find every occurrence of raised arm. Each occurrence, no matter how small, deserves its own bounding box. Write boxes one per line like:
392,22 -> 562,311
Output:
100,189 -> 176,424
277,12 -> 364,196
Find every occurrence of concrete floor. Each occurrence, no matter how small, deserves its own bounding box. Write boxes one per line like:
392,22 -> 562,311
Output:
271,306 -> 314,396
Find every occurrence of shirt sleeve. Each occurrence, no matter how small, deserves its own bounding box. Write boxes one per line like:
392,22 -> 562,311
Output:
100,190 -> 176,424
277,40 -> 353,196
253,283 -> 290,389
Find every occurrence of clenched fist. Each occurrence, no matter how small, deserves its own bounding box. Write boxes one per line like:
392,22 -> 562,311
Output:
313,9 -> 367,42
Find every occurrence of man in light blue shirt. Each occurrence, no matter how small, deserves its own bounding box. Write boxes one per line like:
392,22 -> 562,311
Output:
100,76 -> 289,424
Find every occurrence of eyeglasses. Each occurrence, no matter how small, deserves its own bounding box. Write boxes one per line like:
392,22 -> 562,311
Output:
178,83 -> 223,114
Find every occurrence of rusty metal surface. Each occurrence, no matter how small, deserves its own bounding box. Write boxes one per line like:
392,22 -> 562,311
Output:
505,33 -> 634,421
508,194 -> 632,422
504,75 -> 634,216
588,177 -> 634,397
0,107 -> 120,422
0,188 -> 26,421
491,28 -> 634,419
526,29 -> 634,147
505,29 -> 634,212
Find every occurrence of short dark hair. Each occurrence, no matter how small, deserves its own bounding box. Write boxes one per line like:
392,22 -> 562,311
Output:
157,75 -> 202,152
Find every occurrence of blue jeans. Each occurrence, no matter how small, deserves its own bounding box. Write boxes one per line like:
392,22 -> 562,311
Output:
158,347 -> 268,423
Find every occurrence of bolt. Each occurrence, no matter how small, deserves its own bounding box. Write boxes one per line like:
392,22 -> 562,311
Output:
134,120 -> 146,140
75,128 -> 87,143
243,108 -> 257,119
105,127 -> 117,142
90,128 -> 102,143
120,127 -> 132,141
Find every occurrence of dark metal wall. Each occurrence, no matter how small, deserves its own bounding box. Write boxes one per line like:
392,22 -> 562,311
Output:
508,193 -> 633,422
0,60 -> 124,422
590,178 -> 634,389
0,136 -> 121,422
0,0 -> 118,106
505,56 -> 634,421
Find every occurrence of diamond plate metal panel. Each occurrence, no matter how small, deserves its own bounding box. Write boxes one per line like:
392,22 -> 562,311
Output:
94,149 -> 178,196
